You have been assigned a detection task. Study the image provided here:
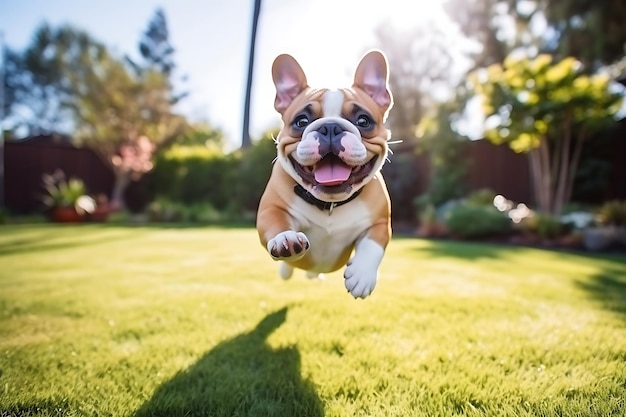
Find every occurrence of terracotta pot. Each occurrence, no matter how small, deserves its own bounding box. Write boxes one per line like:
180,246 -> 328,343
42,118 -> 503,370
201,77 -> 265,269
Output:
51,207 -> 83,223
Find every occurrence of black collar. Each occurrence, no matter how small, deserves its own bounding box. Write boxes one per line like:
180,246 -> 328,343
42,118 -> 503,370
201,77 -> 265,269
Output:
294,184 -> 361,213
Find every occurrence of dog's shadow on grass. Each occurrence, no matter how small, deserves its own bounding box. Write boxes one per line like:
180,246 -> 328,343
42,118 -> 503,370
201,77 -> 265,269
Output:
578,265 -> 626,319
134,307 -> 324,417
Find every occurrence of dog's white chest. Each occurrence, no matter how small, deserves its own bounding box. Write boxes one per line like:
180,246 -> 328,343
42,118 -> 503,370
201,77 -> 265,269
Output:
288,198 -> 372,272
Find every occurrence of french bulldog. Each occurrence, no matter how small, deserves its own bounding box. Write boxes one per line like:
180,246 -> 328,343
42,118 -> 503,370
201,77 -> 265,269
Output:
256,50 -> 393,299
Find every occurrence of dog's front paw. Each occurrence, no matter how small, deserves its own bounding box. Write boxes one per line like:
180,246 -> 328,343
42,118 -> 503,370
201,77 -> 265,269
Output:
267,231 -> 310,261
344,260 -> 378,299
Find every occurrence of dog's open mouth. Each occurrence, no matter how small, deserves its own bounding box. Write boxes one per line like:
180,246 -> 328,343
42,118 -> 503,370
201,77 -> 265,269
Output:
290,154 -> 376,193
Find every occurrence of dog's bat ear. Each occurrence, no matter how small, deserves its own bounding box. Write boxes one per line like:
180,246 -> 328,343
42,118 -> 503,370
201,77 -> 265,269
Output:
353,50 -> 393,113
272,54 -> 309,114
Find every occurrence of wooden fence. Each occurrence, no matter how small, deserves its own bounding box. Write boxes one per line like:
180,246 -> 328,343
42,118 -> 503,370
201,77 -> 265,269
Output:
5,135 -> 113,213
464,139 -> 532,203
4,128 -> 625,217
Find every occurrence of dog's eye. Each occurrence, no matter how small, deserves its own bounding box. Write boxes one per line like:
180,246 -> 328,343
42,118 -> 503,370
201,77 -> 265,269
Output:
293,115 -> 310,129
356,115 -> 372,129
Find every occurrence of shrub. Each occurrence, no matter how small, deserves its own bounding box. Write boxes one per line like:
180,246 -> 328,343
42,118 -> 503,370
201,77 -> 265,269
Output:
384,151 -> 424,223
0,206 -> 8,224
150,145 -> 240,209
182,202 -> 223,223
148,133 -> 277,218
147,198 -> 185,222
597,200 -> 626,227
231,134 -> 277,213
530,214 -> 565,239
446,204 -> 512,239
466,188 -> 497,207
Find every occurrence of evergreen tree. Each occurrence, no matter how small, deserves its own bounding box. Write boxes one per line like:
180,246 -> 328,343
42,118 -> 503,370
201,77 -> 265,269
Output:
130,8 -> 187,105
138,8 -> 175,76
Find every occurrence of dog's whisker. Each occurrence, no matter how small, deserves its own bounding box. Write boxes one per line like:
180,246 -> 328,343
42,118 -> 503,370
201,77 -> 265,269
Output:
385,148 -> 393,163
385,139 -> 402,162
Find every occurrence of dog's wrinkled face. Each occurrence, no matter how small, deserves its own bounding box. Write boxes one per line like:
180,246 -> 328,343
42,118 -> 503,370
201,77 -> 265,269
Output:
272,51 -> 393,202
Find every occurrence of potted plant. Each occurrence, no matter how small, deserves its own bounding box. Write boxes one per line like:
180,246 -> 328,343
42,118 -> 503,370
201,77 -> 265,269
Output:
582,201 -> 626,251
41,170 -> 95,222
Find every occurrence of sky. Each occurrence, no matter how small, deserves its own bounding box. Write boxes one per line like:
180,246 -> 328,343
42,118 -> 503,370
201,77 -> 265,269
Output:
0,0 -> 460,149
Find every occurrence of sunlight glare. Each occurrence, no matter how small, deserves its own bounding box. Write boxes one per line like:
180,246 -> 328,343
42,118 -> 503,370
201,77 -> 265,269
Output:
285,0 -> 451,89
379,0 -> 449,30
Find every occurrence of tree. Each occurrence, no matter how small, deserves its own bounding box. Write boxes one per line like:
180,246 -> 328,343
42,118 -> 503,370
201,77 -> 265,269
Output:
137,8 -> 175,77
470,53 -> 623,215
368,20 -> 472,222
445,0 -> 626,71
443,0 -> 510,70
442,0 -> 626,215
67,38 -> 187,208
2,24 -> 82,135
176,123 -> 225,149
543,0 -> 626,69
10,22 -> 187,208
374,22 -> 461,143
2,47 -> 28,136
130,8 -> 187,105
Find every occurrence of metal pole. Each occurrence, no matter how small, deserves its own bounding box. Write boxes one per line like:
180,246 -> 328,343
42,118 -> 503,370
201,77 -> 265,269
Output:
241,0 -> 262,148
0,31 -> 5,208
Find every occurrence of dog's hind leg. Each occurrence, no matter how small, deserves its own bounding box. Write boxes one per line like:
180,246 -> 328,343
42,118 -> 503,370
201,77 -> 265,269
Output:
279,262 -> 294,279
306,271 -> 325,280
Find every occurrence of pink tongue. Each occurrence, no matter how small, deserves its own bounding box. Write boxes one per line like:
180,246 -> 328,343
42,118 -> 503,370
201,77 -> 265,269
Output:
314,157 -> 352,186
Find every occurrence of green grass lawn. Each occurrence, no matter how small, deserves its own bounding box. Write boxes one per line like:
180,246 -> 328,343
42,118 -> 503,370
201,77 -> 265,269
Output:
1,224 -> 625,417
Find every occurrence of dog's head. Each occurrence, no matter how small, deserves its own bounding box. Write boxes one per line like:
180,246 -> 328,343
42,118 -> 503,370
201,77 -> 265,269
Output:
271,50 -> 393,202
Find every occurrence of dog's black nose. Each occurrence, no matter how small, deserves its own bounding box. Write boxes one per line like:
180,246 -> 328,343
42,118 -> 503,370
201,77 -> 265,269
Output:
318,123 -> 343,137
317,122 -> 345,156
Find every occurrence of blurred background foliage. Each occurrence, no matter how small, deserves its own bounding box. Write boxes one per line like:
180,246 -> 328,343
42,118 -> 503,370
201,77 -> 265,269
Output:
2,0 -> 626,235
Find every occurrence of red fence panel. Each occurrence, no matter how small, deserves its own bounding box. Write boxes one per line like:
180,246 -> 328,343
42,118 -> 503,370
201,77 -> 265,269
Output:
5,136 -> 113,213
465,140 -> 532,204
